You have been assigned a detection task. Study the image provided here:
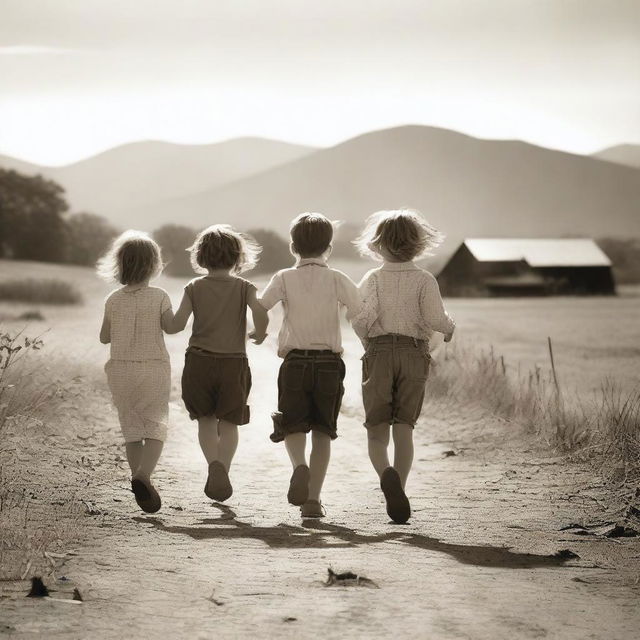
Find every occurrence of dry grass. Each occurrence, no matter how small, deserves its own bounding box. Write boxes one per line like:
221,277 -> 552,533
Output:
0,461 -> 85,581
0,278 -> 83,305
0,329 -> 91,581
427,342 -> 640,483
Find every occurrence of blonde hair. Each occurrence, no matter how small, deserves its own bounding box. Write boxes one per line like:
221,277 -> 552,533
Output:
354,209 -> 444,262
96,230 -> 163,284
187,224 -> 261,274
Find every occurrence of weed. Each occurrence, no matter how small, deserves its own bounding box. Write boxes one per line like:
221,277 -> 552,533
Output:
427,341 -> 640,483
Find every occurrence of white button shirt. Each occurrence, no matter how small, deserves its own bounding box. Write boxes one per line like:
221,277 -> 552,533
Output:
259,258 -> 360,358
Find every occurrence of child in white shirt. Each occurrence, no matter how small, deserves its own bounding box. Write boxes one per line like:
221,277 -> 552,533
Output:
260,213 -> 360,518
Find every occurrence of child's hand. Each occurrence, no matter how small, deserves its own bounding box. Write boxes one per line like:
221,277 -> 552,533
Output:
444,330 -> 454,343
249,331 -> 267,345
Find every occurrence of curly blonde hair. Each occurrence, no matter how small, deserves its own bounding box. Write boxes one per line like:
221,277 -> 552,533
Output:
96,230 -> 163,285
354,209 -> 444,262
187,224 -> 261,274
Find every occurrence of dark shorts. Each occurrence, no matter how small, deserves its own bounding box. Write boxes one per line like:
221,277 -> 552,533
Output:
270,350 -> 345,442
362,334 -> 430,428
181,348 -> 252,425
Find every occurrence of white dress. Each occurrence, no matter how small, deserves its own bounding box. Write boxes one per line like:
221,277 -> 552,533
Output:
104,286 -> 172,443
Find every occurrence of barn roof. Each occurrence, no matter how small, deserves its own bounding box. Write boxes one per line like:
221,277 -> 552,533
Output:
463,238 -> 611,267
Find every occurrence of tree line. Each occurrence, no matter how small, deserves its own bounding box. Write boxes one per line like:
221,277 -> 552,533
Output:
0,167 -> 326,277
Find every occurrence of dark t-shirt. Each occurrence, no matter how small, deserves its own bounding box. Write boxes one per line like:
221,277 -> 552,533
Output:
185,275 -> 256,354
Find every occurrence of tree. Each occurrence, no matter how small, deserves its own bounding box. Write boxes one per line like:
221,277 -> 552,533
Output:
0,168 -> 70,262
246,228 -> 291,274
598,237 -> 640,284
153,224 -> 197,277
67,213 -> 120,266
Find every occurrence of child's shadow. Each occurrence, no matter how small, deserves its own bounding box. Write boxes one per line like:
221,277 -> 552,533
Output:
134,505 -> 577,570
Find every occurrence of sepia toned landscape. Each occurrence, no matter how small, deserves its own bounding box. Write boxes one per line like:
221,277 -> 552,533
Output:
1,2 -> 639,638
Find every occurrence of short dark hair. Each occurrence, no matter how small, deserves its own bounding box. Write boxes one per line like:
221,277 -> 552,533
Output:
188,224 -> 261,274
290,213 -> 334,258
97,230 -> 163,285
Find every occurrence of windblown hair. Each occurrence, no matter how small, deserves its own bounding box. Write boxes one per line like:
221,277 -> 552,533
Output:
354,209 -> 444,262
96,230 -> 163,285
289,212 -> 335,258
187,224 -> 260,274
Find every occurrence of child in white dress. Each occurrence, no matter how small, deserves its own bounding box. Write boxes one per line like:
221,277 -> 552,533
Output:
98,230 -> 173,513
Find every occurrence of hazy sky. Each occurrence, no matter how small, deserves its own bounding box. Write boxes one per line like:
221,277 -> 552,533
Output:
1,0 -> 639,165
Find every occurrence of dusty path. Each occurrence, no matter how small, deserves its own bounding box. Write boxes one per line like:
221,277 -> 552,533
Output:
2,336 -> 639,639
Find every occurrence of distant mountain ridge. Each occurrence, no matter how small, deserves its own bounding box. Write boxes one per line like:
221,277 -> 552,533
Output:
592,144 -> 640,169
2,127 -> 638,255
129,125 -> 640,252
0,137 -> 315,220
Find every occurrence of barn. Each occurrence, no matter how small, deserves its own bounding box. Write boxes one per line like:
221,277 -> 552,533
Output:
437,238 -> 615,297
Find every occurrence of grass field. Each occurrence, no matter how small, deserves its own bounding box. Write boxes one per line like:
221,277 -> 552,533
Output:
1,257 -> 638,396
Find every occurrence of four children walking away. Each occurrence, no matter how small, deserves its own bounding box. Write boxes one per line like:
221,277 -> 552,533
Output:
260,213 -> 360,517
353,210 -> 455,523
98,210 -> 454,525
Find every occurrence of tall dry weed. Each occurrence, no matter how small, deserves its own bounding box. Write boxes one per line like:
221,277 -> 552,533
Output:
427,341 -> 640,483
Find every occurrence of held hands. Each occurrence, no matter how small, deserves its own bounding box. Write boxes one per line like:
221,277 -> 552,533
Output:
249,331 -> 267,345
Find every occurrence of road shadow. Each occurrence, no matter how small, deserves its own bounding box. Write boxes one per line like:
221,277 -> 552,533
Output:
134,504 -> 577,569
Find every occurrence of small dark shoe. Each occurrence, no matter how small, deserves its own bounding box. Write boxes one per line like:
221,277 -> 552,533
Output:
301,499 -> 325,518
131,477 -> 161,513
287,464 -> 310,506
205,460 -> 233,502
380,467 -> 411,524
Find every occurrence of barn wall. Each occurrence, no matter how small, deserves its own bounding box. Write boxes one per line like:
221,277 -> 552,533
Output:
438,242 -> 616,297
438,245 -> 527,296
535,266 -> 616,294
437,245 -> 482,296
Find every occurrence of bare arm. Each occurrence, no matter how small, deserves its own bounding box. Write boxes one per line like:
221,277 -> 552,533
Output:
159,291 -> 175,333
161,308 -> 175,333
99,312 -> 111,344
247,287 -> 269,344
165,290 -> 192,334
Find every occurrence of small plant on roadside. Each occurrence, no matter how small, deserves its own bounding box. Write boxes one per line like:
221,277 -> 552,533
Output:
0,329 -> 45,431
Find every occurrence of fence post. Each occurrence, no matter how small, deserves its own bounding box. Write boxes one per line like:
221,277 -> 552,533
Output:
547,336 -> 561,396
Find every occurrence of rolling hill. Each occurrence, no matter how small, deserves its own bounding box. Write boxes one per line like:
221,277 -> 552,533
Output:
0,137 -> 315,221
132,126 -> 640,253
592,144 -> 640,169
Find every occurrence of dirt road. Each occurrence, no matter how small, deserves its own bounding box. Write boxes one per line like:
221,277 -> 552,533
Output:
2,332 -> 639,639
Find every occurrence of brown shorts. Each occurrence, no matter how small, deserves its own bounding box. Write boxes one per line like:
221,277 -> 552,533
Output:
181,348 -> 252,425
270,350 -> 345,442
362,334 -> 430,428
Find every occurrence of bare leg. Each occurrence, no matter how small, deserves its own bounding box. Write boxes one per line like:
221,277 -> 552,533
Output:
308,431 -> 331,502
367,423 -> 391,478
284,432 -> 307,468
198,415 -> 219,464
134,438 -> 164,481
392,423 -> 414,489
125,441 -> 143,474
217,420 -> 239,471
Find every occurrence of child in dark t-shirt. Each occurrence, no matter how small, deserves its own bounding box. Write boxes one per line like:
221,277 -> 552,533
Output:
170,225 -> 268,503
